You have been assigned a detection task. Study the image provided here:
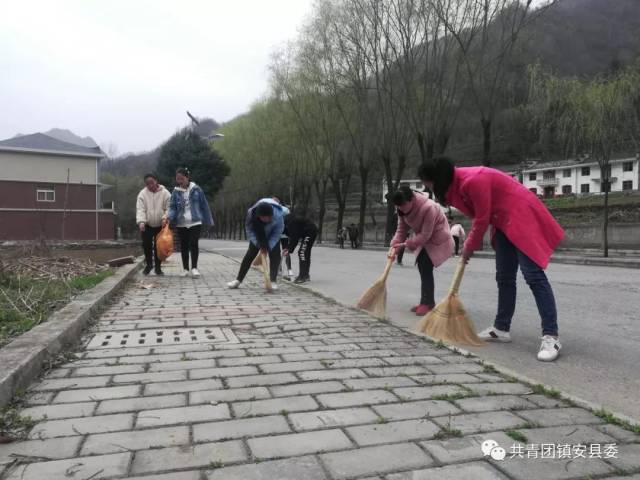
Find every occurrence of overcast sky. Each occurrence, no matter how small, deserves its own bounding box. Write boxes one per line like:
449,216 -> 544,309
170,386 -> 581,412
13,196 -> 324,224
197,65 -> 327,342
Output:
0,0 -> 312,155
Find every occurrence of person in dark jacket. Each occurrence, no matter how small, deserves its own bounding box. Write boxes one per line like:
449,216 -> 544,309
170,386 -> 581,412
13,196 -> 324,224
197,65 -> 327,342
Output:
283,213 -> 318,284
348,223 -> 359,249
227,198 -> 289,290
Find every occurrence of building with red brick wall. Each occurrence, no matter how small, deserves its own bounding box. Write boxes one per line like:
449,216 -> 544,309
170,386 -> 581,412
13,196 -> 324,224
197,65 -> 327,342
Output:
0,133 -> 116,241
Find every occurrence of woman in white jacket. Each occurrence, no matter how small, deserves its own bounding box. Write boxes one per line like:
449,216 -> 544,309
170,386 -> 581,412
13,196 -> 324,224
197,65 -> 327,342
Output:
136,173 -> 171,275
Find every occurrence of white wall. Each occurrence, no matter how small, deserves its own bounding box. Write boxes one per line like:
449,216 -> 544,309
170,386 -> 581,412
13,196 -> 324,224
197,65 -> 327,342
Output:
0,151 -> 99,184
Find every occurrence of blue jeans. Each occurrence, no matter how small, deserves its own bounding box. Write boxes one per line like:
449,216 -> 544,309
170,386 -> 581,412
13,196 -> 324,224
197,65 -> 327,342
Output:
494,230 -> 558,336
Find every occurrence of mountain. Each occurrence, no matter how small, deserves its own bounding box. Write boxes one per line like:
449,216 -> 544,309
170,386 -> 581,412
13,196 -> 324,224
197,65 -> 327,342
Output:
525,0 -> 640,77
41,128 -> 98,148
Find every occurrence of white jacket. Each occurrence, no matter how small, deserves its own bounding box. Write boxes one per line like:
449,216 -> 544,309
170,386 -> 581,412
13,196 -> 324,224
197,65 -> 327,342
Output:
136,185 -> 171,227
450,223 -> 466,240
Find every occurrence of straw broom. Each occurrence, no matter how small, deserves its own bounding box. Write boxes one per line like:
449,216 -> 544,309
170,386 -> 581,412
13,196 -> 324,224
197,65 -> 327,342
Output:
259,250 -> 273,292
356,248 -> 395,317
416,259 -> 485,346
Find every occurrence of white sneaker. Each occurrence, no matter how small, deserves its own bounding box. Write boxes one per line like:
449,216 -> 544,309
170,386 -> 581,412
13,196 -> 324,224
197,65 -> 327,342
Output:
270,283 -> 278,291
478,326 -> 512,343
227,280 -> 240,289
180,270 -> 190,277
537,335 -> 561,362
191,268 -> 201,278
288,270 -> 294,277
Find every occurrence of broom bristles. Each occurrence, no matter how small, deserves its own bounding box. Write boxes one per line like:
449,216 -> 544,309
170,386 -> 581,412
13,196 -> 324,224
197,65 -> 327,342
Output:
357,280 -> 387,317
252,255 -> 262,267
416,294 -> 485,347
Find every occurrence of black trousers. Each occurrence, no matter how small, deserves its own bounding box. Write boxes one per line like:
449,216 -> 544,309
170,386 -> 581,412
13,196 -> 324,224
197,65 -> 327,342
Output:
453,236 -> 460,256
297,233 -> 317,278
417,249 -> 435,307
396,246 -> 405,265
280,238 -> 292,270
177,225 -> 202,270
350,237 -> 358,249
141,225 -> 162,268
237,243 -> 282,282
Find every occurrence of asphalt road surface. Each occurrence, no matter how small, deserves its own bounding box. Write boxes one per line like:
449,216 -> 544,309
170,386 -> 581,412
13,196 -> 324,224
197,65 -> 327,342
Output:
203,239 -> 640,422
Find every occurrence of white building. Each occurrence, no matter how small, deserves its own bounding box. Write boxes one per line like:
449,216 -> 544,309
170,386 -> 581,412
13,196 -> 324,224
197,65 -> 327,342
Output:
520,156 -> 639,198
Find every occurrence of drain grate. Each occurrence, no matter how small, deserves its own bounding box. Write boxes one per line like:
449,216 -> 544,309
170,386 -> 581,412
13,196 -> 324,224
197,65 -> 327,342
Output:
87,327 -> 240,349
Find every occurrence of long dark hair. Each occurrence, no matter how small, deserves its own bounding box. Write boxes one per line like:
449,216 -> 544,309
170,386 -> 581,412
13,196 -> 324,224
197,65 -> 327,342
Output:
417,156 -> 455,205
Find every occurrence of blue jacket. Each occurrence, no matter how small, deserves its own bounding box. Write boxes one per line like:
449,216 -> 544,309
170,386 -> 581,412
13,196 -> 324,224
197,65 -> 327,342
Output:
167,182 -> 214,226
245,198 -> 289,250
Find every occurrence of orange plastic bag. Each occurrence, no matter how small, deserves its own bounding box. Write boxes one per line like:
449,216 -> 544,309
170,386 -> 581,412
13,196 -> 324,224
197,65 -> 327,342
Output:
156,224 -> 174,262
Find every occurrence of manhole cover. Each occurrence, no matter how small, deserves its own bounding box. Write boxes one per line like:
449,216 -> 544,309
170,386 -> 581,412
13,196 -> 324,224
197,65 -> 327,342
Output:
87,327 -> 240,349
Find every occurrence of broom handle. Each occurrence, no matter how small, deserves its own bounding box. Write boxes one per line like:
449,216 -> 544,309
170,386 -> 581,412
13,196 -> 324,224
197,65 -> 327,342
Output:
448,259 -> 467,295
380,247 -> 395,282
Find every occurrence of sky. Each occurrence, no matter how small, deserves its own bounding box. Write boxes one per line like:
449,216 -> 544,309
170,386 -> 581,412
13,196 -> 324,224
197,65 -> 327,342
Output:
0,0 -> 312,155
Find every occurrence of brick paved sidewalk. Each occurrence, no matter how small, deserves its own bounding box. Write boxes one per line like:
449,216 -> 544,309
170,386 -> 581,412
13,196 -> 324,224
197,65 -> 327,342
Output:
1,253 -> 638,480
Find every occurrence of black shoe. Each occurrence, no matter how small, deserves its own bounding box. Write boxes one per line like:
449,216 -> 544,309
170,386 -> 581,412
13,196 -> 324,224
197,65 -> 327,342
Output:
155,268 -> 164,276
143,266 -> 152,275
294,276 -> 310,284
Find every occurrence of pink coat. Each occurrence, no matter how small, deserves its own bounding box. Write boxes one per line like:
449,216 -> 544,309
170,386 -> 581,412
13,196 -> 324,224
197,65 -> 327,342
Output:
445,167 -> 564,269
390,192 -> 453,267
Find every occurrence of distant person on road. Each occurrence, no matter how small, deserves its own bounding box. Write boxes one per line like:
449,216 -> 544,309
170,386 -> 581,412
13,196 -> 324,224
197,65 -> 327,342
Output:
418,157 -> 565,362
348,224 -> 359,249
450,222 -> 466,256
337,227 -> 347,249
283,213 -> 318,284
390,186 -> 453,316
136,173 -> 171,276
227,198 -> 289,290
167,167 -> 214,278
391,211 -> 406,266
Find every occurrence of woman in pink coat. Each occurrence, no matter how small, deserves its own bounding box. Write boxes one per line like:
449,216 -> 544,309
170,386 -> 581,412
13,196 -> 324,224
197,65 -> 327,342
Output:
418,157 -> 564,362
390,186 -> 454,316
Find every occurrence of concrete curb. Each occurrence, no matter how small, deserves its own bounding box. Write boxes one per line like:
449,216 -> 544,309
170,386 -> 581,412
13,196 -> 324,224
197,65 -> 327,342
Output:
320,243 -> 640,269
216,251 -> 640,427
0,259 -> 142,407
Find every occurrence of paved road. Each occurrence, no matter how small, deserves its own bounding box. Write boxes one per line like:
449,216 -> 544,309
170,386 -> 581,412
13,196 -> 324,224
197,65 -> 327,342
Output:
3,253 -> 638,479
204,239 -> 640,422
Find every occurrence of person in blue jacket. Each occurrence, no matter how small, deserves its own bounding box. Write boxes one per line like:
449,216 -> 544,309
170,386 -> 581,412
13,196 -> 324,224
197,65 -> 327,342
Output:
166,167 -> 214,278
227,198 -> 289,291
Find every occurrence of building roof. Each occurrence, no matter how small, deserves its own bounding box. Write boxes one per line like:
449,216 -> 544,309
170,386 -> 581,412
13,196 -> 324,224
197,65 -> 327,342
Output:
0,133 -> 104,158
522,156 -> 636,172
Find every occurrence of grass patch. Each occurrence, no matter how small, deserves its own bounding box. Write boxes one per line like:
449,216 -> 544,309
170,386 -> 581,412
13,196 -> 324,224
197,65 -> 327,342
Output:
376,416 -> 389,424
432,392 -> 473,403
68,270 -> 114,290
505,430 -> 528,443
594,408 -> 640,434
0,405 -> 36,440
0,268 -> 113,347
434,416 -> 463,439
481,364 -> 498,374
531,384 -> 561,399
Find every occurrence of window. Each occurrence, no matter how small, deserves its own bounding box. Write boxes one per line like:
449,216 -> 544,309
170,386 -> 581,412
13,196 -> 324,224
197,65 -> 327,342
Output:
36,186 -> 55,202
562,185 -> 572,194
529,172 -> 537,181
601,181 -> 611,193
581,166 -> 591,176
563,169 -> 571,178
529,188 -> 537,194
623,180 -> 633,191
623,161 -> 633,172
580,184 -> 590,193
543,170 -> 556,180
